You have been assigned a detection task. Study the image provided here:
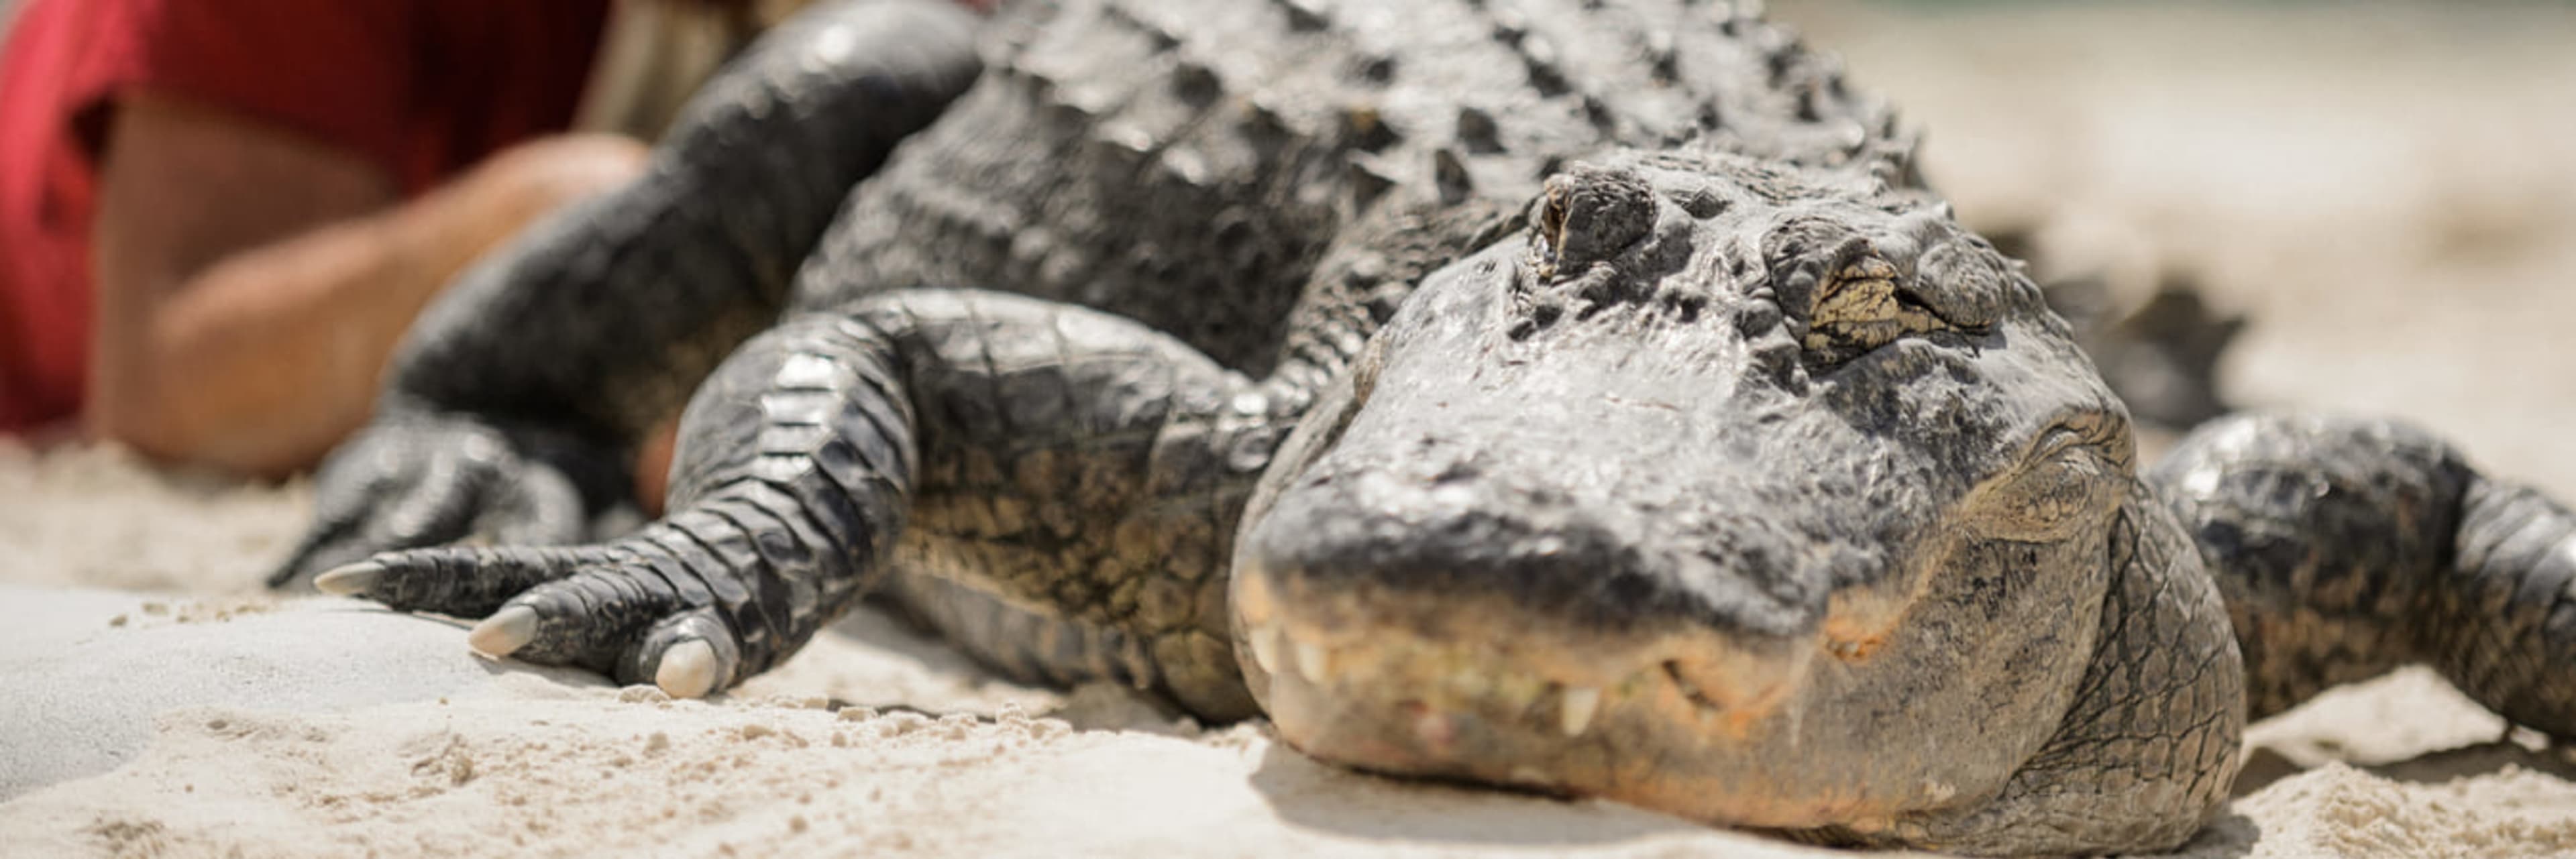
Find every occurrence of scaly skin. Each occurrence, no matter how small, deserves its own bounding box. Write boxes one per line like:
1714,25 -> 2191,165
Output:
286,0 -> 1908,710
1228,153 -> 2237,849
282,1 -> 2576,854
272,0 -> 985,579
2153,414 -> 2576,737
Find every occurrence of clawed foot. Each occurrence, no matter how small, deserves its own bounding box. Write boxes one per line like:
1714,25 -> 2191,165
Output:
274,414 -> 747,696
311,516 -> 768,699
270,414 -> 627,588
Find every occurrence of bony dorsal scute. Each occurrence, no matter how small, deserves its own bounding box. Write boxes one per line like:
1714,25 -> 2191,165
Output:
1530,164 -> 1658,280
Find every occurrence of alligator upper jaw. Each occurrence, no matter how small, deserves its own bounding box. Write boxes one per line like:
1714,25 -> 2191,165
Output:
1228,559 -> 1913,829
1222,383 -> 1937,828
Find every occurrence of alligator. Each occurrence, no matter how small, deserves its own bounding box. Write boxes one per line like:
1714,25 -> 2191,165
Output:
271,0 -> 2576,853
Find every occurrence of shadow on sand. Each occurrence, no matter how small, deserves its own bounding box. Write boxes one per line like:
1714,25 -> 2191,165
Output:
1242,741 -> 1719,848
2235,738 -> 2576,797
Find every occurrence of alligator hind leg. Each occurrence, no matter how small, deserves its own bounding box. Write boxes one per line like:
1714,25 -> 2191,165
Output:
2151,413 -> 2576,737
324,290 -> 1287,715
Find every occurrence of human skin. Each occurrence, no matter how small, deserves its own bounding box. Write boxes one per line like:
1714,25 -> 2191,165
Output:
85,91 -> 648,477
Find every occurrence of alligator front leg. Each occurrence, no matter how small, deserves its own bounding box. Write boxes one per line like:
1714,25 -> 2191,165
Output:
2152,413 -> 2576,736
315,311 -> 922,695
323,290 -> 1285,710
273,0 -> 981,583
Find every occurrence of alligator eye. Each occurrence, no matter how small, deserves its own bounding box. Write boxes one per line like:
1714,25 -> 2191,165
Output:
1526,166 -> 1656,281
1801,257 -> 1953,363
1533,189 -> 1569,278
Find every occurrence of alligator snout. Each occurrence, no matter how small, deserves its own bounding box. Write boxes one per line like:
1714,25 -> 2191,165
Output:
1232,540 -> 1820,795
1242,441 -> 1831,638
1231,433 -> 1839,792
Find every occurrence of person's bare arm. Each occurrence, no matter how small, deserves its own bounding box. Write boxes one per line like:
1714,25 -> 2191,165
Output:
87,92 -> 647,477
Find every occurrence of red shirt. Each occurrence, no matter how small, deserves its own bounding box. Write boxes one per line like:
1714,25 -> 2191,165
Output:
0,0 -> 611,432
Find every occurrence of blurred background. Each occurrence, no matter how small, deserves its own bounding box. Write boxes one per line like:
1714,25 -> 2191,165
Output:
1771,0 -> 2576,496
5,0 -> 2575,586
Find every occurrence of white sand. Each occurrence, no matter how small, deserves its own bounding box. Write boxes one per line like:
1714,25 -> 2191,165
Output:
9,459 -> 2576,859
9,3 -> 2576,857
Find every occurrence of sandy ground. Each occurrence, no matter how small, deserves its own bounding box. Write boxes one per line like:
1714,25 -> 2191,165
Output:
9,2 -> 2576,856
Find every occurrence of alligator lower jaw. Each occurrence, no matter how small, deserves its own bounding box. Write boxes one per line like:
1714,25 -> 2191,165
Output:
1232,565 -> 1884,830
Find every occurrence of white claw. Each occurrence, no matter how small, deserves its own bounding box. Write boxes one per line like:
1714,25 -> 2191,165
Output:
1293,639 -> 1331,686
311,562 -> 383,596
467,607 -> 539,657
1248,623 -> 1283,677
1559,686 -> 1602,738
655,639 -> 720,699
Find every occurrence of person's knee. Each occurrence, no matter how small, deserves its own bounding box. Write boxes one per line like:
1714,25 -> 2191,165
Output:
480,132 -> 653,213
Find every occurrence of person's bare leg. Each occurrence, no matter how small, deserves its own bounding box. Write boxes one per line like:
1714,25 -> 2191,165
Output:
89,92 -> 647,477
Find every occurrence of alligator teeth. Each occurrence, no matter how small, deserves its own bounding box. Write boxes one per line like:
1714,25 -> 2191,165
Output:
1559,686 -> 1602,737
1248,624 -> 1283,677
1293,640 -> 1332,685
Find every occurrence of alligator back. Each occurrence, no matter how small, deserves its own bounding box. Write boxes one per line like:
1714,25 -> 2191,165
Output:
794,0 -> 1916,375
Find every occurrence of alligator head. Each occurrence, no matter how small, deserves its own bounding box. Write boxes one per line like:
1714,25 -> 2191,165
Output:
1231,150 -> 2137,833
